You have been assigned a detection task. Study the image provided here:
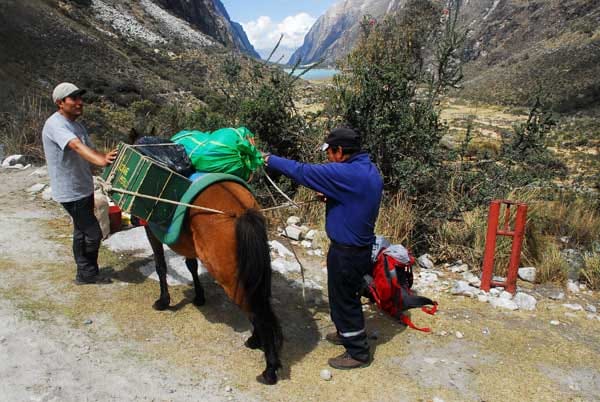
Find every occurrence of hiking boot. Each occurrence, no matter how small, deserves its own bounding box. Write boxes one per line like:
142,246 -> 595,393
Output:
74,274 -> 112,285
328,352 -> 371,370
325,331 -> 344,345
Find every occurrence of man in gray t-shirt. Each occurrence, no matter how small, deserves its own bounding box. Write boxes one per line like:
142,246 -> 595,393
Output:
42,82 -> 117,285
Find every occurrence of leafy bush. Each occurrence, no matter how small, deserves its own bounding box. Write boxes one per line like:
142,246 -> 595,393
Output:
326,0 -> 467,194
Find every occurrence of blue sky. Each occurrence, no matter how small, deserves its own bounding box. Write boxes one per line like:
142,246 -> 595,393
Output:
221,0 -> 338,60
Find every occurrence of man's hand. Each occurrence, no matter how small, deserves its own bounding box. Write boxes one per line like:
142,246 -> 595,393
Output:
261,151 -> 270,166
105,148 -> 118,165
68,139 -> 117,167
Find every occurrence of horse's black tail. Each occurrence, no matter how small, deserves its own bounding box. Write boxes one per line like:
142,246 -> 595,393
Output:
235,209 -> 283,372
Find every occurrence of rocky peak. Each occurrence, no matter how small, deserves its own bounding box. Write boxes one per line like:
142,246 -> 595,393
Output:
155,0 -> 259,58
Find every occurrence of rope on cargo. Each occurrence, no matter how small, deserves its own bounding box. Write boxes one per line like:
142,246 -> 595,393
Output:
96,177 -> 233,216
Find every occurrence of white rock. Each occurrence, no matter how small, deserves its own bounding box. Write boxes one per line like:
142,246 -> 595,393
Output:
29,166 -> 48,177
514,292 -> 537,311
489,297 -> 518,310
455,331 -> 464,339
301,240 -> 312,248
451,281 -> 478,297
305,229 -> 316,240
499,291 -> 514,300
477,294 -> 489,303
1,154 -> 25,167
269,240 -> 293,257
433,397 -> 445,402
562,303 -> 583,311
27,183 -> 46,194
320,369 -> 332,381
549,291 -> 565,300
286,216 -> 301,226
587,313 -> 597,320
462,271 -> 481,287
418,254 -> 434,269
518,267 -> 536,282
567,280 -> 580,293
489,288 -> 501,296
225,386 -> 232,392
283,225 -> 303,240
585,305 -> 597,313
550,320 -> 560,326
450,263 -> 469,273
41,187 -> 53,201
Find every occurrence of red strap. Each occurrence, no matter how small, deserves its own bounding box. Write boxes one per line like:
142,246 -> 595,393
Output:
399,314 -> 431,333
421,302 -> 438,315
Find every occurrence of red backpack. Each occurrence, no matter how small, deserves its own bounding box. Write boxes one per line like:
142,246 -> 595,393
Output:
364,246 -> 438,332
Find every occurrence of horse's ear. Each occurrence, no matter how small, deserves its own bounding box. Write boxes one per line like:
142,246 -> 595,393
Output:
129,128 -> 139,145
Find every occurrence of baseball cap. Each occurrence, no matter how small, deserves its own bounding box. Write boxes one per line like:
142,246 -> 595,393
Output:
52,82 -> 86,103
320,127 -> 361,151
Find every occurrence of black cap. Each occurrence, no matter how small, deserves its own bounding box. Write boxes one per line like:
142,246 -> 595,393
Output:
321,127 -> 361,151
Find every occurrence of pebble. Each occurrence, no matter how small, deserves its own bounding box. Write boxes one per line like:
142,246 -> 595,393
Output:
455,331 -> 464,339
482,327 -> 490,336
320,369 -> 332,381
549,291 -> 565,300
83,319 -> 93,325
585,305 -> 597,313
550,320 -> 560,326
225,386 -> 232,392
567,280 -> 580,293
438,330 -> 448,336
563,303 -> 583,311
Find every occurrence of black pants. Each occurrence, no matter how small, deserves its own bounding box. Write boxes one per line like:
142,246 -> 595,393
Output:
61,194 -> 102,280
327,241 -> 372,361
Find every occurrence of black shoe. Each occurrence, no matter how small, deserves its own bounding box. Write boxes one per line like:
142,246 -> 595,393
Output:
74,275 -> 112,285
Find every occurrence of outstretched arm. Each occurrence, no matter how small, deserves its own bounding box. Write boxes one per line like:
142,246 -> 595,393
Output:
67,138 -> 117,167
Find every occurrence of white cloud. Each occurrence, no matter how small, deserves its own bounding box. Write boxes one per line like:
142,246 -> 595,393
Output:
242,13 -> 315,57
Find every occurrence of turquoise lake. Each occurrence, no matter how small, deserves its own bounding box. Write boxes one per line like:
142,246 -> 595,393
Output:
283,68 -> 339,80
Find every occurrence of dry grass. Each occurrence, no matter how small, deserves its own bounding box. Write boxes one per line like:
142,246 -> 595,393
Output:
536,241 -> 570,283
430,188 -> 600,282
580,253 -> 600,290
375,193 -> 416,246
0,95 -> 50,160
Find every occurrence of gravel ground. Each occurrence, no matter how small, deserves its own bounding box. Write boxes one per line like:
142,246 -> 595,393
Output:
1,166 -> 599,402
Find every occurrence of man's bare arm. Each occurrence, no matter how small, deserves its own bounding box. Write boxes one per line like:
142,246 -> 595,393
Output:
67,138 -> 117,167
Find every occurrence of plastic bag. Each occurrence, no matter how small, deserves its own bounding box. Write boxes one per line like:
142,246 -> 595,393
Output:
134,136 -> 195,177
171,127 -> 263,181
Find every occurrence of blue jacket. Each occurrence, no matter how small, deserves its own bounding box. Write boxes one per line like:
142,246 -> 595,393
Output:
268,152 -> 383,247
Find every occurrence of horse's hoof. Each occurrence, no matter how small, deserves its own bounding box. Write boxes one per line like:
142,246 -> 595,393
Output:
244,334 -> 262,350
152,299 -> 170,311
193,296 -> 205,307
257,369 -> 277,385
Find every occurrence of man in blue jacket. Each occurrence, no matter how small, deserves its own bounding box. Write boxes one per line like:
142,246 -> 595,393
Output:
264,127 -> 383,369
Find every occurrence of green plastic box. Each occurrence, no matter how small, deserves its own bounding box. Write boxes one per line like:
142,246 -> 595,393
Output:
101,143 -> 191,230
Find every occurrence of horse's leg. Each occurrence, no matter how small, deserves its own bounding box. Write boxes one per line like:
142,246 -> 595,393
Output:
244,319 -> 262,350
185,258 -> 205,306
144,226 -> 170,310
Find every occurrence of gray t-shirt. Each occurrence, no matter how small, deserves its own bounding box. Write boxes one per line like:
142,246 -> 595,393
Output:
42,112 -> 94,203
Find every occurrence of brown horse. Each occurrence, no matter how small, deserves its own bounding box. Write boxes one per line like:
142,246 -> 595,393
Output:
143,180 -> 283,384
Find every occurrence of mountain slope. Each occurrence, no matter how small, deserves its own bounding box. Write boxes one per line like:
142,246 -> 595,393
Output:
288,0 -> 404,66
156,0 -> 259,58
290,0 -> 600,111
0,0 -> 258,117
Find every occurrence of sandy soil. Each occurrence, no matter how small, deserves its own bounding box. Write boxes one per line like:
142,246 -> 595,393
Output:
1,167 -> 599,402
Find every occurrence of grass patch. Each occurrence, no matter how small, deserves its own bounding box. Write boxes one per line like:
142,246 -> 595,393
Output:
580,253 -> 600,290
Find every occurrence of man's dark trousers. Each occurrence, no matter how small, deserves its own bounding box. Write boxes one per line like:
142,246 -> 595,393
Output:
327,241 -> 372,361
61,194 -> 102,280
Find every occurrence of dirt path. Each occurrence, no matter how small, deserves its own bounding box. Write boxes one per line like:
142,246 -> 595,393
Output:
1,167 -> 599,402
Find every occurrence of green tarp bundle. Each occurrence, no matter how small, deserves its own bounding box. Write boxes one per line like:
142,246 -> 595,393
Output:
171,127 -> 264,181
